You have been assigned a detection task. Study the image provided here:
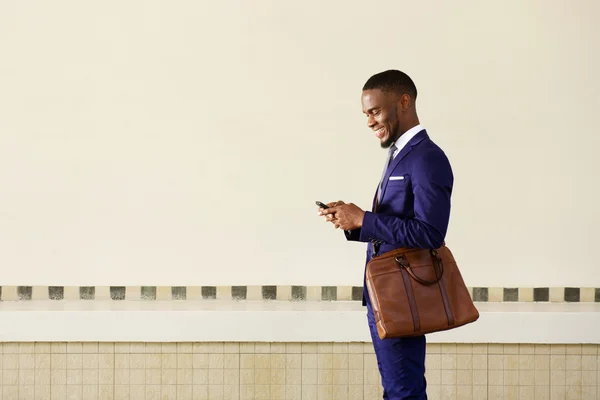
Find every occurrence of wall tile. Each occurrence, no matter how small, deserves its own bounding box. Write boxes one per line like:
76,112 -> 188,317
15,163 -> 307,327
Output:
441,369 -> 457,385
488,370 -> 504,386
488,287 -> 503,302
488,386 -> 503,400
519,370 -> 535,386
35,369 -> 51,385
318,354 -> 333,370
534,288 -> 550,302
534,386 -> 549,399
504,288 -> 519,302
161,385 -> 177,400
440,385 -> 458,399
489,355 -> 504,370
519,344 -> 535,355
1,340 -> 599,400
99,369 -> 114,385
286,343 -> 302,354
564,287 -> 580,302
216,285 -> 232,300
291,286 -> 307,301
536,355 -> 550,370
36,385 -> 52,400
270,384 -> 285,399
535,369 -> 550,386
287,369 -> 302,385
427,369 -> 442,385
427,354 -> 442,370
348,385 -> 363,400
581,386 -> 596,399
519,287 -> 534,302
178,369 -> 193,385
551,355 -> 567,371
49,354 -> 67,370
318,369 -> 333,385
550,287 -> 564,302
520,355 -> 535,370
306,286 -> 321,301
565,370 -> 582,387
473,287 -> 488,302
193,369 -> 208,385
456,385 -> 473,400
125,286 -> 141,301
426,343 -> 441,354
472,344 -> 488,354
337,286 -> 352,301
456,370 -> 472,386
550,369 -> 566,386
504,370 -> 519,386
506,354 -> 519,370
442,354 -> 457,370
270,354 -> 285,369
19,369 -> 35,385
488,344 -> 504,355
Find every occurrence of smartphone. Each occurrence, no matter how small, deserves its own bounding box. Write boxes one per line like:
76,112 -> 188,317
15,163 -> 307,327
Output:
315,201 -> 329,209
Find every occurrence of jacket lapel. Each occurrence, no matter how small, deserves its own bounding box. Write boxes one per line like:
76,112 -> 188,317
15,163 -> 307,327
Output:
378,130 -> 428,203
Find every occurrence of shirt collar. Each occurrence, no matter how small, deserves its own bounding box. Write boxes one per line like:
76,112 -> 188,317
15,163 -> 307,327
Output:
392,124 -> 423,152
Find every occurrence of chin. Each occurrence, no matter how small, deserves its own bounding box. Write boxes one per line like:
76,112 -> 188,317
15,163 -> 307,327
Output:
380,137 -> 394,149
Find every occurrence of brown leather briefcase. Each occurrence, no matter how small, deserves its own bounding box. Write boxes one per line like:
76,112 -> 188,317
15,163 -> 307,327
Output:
365,244 -> 479,339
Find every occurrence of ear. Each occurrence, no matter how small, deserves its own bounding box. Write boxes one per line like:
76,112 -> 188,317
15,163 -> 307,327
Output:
400,93 -> 412,111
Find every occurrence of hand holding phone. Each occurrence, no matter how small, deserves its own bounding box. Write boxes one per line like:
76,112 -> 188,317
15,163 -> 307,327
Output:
317,200 -> 338,223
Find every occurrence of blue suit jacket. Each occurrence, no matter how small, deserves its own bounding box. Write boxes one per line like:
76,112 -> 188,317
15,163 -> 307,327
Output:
345,129 -> 454,306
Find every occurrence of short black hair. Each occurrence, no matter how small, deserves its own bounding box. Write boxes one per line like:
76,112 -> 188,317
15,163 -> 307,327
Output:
362,70 -> 417,100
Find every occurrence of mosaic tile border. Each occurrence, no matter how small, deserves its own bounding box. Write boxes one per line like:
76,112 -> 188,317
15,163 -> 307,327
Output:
0,286 -> 599,302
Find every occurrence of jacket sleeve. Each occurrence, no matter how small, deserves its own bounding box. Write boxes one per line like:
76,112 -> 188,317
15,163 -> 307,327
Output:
344,228 -> 361,241
358,149 -> 453,249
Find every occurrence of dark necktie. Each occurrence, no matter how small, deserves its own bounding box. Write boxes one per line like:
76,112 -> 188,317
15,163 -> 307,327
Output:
377,144 -> 397,202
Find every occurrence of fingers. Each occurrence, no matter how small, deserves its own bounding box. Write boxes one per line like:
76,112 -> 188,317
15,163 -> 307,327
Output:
323,213 -> 336,222
320,207 -> 337,216
318,201 -> 345,215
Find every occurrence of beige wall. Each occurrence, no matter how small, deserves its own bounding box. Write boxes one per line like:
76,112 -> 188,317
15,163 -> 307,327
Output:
0,1 -> 598,287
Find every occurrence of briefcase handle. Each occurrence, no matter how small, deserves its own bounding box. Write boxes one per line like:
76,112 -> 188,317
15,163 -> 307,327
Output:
395,249 -> 444,286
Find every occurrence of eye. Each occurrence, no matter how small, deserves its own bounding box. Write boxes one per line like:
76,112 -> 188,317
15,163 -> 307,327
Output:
373,109 -> 381,116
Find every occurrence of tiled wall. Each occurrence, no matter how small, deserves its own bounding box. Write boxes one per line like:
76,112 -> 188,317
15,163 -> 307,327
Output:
0,342 -> 598,400
1,286 -> 599,302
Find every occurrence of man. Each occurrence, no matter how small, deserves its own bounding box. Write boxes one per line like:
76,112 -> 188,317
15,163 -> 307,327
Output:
319,70 -> 453,399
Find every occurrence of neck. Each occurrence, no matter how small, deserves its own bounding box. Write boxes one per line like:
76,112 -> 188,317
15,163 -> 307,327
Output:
393,118 -> 420,143
400,116 -> 420,134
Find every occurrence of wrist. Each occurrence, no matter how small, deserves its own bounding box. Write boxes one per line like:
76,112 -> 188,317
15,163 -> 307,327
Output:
357,211 -> 365,228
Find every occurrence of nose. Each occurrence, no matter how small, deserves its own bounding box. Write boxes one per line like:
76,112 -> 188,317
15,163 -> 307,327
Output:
367,115 -> 376,128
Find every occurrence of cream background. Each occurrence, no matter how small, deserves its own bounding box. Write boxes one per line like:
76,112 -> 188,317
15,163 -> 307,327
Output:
0,1 -> 598,286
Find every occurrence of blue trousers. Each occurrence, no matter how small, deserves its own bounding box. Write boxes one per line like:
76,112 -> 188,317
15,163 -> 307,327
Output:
367,308 -> 427,399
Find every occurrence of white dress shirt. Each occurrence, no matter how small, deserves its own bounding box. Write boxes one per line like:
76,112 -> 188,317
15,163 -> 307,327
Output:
389,124 -> 423,160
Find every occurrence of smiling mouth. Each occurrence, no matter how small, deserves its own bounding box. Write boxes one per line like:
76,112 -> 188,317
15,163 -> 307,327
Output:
374,127 -> 385,139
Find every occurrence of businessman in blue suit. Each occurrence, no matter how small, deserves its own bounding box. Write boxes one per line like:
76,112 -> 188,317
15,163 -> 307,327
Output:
319,70 -> 453,399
